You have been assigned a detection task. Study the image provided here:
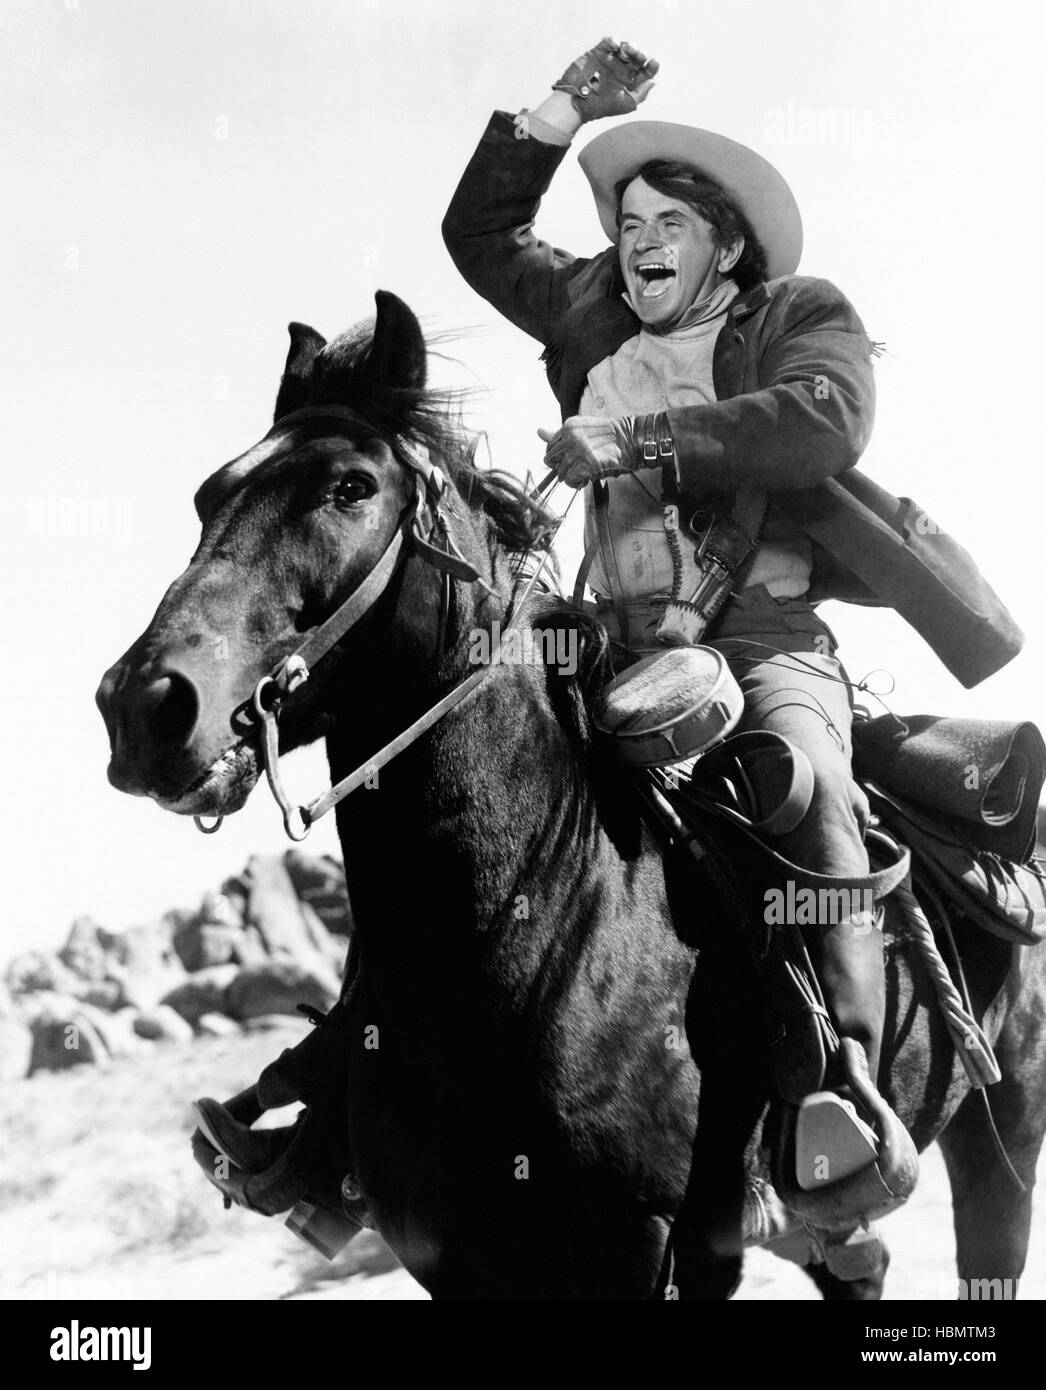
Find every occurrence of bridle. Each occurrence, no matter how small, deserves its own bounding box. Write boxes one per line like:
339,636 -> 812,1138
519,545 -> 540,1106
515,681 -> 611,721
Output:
193,405 -> 565,841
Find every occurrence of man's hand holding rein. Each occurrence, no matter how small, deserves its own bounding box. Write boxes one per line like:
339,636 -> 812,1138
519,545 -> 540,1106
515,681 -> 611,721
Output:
538,412 -> 674,488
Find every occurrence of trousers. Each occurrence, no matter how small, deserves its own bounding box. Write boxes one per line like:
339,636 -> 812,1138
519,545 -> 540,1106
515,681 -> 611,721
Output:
709,585 -> 884,1068
708,585 -> 871,881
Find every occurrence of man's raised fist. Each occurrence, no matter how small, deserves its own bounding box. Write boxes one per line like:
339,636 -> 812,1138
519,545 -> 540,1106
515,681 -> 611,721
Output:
552,37 -> 659,122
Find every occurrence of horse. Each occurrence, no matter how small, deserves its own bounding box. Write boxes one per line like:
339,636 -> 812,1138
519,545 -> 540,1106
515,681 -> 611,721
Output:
96,290 -> 1046,1300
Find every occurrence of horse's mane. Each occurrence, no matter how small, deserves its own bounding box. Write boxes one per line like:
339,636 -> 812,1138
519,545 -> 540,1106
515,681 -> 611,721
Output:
314,321 -> 557,555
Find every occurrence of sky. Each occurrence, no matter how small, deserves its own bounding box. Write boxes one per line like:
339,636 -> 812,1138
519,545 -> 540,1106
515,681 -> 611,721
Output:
3,0 -> 1044,959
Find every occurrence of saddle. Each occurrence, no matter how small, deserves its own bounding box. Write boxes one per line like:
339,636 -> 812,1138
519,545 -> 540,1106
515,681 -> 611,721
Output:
637,709 -> 1046,1081
663,711 -> 1046,952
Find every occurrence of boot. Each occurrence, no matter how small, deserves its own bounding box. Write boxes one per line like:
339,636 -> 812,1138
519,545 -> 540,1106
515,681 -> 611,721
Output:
192,1094 -> 293,1173
780,908 -> 918,1227
189,994 -> 372,1257
190,1094 -> 372,1258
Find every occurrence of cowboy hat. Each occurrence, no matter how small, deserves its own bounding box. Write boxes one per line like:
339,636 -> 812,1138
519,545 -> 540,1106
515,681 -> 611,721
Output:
578,121 -> 803,279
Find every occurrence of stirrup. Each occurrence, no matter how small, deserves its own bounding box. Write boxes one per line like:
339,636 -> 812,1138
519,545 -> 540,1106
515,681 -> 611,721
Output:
773,1040 -> 919,1229
795,1091 -> 879,1190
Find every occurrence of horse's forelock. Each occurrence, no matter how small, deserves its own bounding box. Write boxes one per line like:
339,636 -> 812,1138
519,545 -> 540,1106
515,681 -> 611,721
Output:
266,306 -> 557,556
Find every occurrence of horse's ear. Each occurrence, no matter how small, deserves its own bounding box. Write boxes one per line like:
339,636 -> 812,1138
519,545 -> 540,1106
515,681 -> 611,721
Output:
308,293 -> 427,414
274,322 -> 327,421
362,290 -> 427,392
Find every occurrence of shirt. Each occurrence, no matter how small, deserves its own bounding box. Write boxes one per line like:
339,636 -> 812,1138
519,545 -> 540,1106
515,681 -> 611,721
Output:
579,280 -> 812,602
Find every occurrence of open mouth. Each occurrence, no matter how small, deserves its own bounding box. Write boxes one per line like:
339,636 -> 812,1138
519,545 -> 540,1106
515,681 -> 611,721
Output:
155,741 -> 259,817
634,263 -> 677,300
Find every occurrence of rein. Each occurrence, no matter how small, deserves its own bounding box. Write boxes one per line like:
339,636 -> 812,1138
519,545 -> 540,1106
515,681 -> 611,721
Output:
194,409 -> 566,841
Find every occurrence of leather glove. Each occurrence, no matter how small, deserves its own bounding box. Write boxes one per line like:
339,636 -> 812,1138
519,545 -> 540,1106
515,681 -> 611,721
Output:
552,37 -> 659,122
539,412 -> 674,488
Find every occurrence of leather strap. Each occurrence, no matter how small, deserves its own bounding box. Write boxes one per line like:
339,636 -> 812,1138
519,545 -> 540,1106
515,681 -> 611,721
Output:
593,480 -> 631,648
662,770 -> 913,904
690,730 -> 815,837
259,487 -> 582,836
572,534 -> 601,608
282,523 -> 408,688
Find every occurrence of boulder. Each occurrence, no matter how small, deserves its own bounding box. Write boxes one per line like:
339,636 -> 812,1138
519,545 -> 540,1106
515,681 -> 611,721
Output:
219,873 -> 250,924
24,921 -> 128,1011
160,964 -> 240,1025
222,960 -> 339,1023
233,925 -> 269,968
133,1004 -> 194,1044
244,854 -> 319,962
108,915 -> 183,976
27,994 -> 113,1074
107,916 -> 187,1011
87,1005 -> 145,1060
283,851 -> 353,937
195,1012 -> 241,1038
59,915 -> 113,982
70,980 -> 124,1011
173,884 -> 256,973
5,950 -> 78,998
299,902 -> 350,977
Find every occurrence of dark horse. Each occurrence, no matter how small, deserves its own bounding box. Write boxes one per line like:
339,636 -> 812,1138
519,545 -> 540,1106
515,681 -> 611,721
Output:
96,291 -> 1046,1299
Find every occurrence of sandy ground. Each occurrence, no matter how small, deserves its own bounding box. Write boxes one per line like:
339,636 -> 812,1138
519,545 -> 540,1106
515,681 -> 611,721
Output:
1,1020 -> 1042,1303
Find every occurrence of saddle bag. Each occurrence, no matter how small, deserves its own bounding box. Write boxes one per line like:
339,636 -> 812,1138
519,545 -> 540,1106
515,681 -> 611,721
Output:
866,785 -> 1046,946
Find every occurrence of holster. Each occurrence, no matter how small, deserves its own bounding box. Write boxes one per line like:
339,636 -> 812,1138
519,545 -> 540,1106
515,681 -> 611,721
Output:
654,485 -> 767,648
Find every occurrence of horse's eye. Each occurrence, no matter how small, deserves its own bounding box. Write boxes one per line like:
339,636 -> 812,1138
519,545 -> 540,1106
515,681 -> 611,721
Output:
333,475 -> 376,508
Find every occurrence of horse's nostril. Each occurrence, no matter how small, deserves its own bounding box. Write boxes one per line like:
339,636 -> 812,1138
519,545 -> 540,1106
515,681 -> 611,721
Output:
142,672 -> 199,748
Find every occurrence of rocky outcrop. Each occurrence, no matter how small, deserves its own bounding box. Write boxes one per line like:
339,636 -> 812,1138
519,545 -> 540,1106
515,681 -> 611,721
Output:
59,916 -> 112,982
160,965 -> 240,1026
106,916 -> 187,1011
4,851 -> 354,1078
172,891 -> 258,972
244,855 -> 321,962
24,993 -> 145,1075
284,851 -> 353,936
222,960 -> 340,1023
6,950 -> 80,998
133,1005 -> 195,1044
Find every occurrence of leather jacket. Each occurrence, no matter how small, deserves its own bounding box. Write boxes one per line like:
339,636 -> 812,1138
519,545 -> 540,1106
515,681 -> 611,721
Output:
442,111 -> 1023,687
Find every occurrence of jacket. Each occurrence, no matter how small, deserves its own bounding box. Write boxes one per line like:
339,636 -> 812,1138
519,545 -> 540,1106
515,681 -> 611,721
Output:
442,111 -> 1023,687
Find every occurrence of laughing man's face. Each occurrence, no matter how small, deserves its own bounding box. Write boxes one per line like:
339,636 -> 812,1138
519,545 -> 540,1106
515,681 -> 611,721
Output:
618,176 -> 740,332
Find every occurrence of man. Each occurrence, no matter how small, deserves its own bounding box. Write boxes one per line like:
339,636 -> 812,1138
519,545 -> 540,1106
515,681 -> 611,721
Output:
441,35 -> 918,1227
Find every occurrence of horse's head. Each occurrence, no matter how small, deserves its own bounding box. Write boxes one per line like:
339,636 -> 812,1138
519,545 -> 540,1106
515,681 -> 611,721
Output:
96,291 -> 550,823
